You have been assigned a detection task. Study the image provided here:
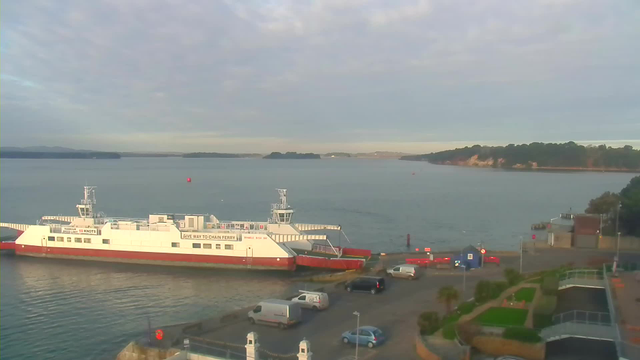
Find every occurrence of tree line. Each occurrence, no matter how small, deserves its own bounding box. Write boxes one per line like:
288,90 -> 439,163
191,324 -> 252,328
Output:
401,142 -> 640,170
586,176 -> 640,236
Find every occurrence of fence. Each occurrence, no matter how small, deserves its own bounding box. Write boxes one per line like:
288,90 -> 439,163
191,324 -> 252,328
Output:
553,310 -> 611,326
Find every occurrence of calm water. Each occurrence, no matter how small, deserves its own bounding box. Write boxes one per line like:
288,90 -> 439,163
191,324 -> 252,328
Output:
0,158 -> 635,359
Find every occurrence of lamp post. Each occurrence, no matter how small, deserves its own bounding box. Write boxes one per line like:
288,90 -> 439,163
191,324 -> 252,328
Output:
617,232 -> 621,261
461,265 -> 466,299
353,311 -> 360,360
519,236 -> 524,274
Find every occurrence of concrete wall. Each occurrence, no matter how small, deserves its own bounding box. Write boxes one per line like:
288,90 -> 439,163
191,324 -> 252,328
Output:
415,335 -> 469,360
598,236 -> 640,251
415,335 -> 442,360
116,342 -> 180,360
471,336 -> 545,360
553,232 -> 572,248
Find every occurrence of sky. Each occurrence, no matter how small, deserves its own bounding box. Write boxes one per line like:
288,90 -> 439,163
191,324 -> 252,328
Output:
1,0 -> 640,153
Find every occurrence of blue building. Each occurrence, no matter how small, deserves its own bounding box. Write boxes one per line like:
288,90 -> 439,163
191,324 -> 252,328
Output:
452,245 -> 482,269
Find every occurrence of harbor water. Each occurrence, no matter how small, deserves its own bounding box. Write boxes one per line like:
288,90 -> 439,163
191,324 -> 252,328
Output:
0,158 -> 635,359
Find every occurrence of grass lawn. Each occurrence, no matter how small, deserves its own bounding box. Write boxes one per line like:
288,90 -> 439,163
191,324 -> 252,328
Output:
474,307 -> 528,327
513,287 -> 536,302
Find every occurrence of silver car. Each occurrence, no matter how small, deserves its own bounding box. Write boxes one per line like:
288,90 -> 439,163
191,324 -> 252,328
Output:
341,326 -> 385,348
386,264 -> 420,279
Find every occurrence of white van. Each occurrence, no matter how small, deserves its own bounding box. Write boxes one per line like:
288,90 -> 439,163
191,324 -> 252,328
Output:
291,290 -> 330,310
386,264 -> 420,279
248,299 -> 302,329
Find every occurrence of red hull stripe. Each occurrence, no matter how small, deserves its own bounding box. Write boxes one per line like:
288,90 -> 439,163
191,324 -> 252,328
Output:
15,245 -> 296,270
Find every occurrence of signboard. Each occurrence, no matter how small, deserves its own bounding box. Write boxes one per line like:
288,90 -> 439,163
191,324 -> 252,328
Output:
78,228 -> 98,235
181,233 -> 238,241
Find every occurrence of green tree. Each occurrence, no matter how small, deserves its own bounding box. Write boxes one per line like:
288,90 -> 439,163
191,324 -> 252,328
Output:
503,268 -> 523,286
585,191 -> 621,234
437,286 -> 460,314
417,311 -> 441,335
620,176 -> 640,236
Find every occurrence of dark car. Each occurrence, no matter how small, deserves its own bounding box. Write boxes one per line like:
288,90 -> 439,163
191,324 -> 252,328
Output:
344,276 -> 385,294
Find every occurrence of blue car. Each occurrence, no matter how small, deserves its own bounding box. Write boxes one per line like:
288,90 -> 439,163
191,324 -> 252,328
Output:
341,326 -> 385,348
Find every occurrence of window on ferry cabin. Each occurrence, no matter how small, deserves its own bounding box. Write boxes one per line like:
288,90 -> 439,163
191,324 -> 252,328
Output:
84,238 -> 91,243
48,236 -> 55,241
171,242 -> 180,248
192,243 -> 201,248
215,244 -> 221,249
67,237 -> 72,242
225,244 -> 233,250
102,239 -> 110,245
75,238 -> 82,243
188,218 -> 195,228
203,244 -> 212,249
57,237 -> 64,242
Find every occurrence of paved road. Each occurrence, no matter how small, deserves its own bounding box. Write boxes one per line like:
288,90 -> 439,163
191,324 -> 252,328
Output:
198,248 -> 640,360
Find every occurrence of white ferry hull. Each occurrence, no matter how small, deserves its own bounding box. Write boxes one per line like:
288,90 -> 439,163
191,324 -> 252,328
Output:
15,244 -> 296,270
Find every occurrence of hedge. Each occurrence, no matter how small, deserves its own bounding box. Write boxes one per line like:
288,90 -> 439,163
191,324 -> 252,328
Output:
502,327 -> 542,343
491,281 -> 509,300
475,280 -> 510,304
541,275 -> 559,296
418,311 -> 441,335
457,301 -> 477,315
532,295 -> 557,329
442,323 -> 457,340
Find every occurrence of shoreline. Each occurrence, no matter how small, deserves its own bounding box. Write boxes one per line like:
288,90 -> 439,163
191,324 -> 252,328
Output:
401,161 -> 640,173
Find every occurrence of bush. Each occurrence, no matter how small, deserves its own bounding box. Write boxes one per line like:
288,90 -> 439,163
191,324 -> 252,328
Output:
533,313 -> 553,329
490,281 -> 509,299
457,301 -> 477,315
532,295 -> 557,329
475,280 -> 493,303
541,275 -> 559,296
442,323 -> 457,340
502,327 -> 542,343
533,295 -> 557,315
418,311 -> 441,335
504,268 -> 523,286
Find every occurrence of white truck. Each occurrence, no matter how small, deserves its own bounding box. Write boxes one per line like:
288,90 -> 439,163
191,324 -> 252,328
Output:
248,299 -> 302,329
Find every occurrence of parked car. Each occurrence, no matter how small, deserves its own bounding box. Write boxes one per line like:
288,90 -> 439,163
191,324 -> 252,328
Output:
290,290 -> 330,310
386,264 -> 420,279
344,276 -> 385,294
341,326 -> 386,348
247,299 -> 302,329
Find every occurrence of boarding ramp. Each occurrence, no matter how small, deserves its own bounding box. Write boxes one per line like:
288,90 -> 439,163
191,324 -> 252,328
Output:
542,310 -> 616,342
559,269 -> 605,290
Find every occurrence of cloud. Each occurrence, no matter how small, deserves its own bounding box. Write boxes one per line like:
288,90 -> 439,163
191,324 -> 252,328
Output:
1,0 -> 639,152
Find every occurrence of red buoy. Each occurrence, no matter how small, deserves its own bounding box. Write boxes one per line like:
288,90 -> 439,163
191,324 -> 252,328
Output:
187,177 -> 192,183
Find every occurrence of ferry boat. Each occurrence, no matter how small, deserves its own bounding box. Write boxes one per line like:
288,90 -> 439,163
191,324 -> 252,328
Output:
0,187 -> 370,271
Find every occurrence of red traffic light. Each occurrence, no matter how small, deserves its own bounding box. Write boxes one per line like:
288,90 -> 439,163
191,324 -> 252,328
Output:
480,248 -> 486,254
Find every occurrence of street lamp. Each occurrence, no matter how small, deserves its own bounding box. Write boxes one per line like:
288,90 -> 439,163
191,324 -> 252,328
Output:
461,265 -> 466,299
353,311 -> 360,360
617,232 -> 621,261
519,236 -> 524,274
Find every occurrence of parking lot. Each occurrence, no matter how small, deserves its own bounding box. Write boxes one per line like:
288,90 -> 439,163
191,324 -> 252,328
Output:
198,248 -> 640,360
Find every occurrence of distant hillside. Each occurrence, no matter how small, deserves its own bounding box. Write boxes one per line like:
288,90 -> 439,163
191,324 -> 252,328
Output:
263,152 -> 321,159
0,146 -> 92,152
400,142 -> 640,171
0,151 -> 120,159
324,152 -> 351,158
119,152 -> 183,157
355,151 -> 412,159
